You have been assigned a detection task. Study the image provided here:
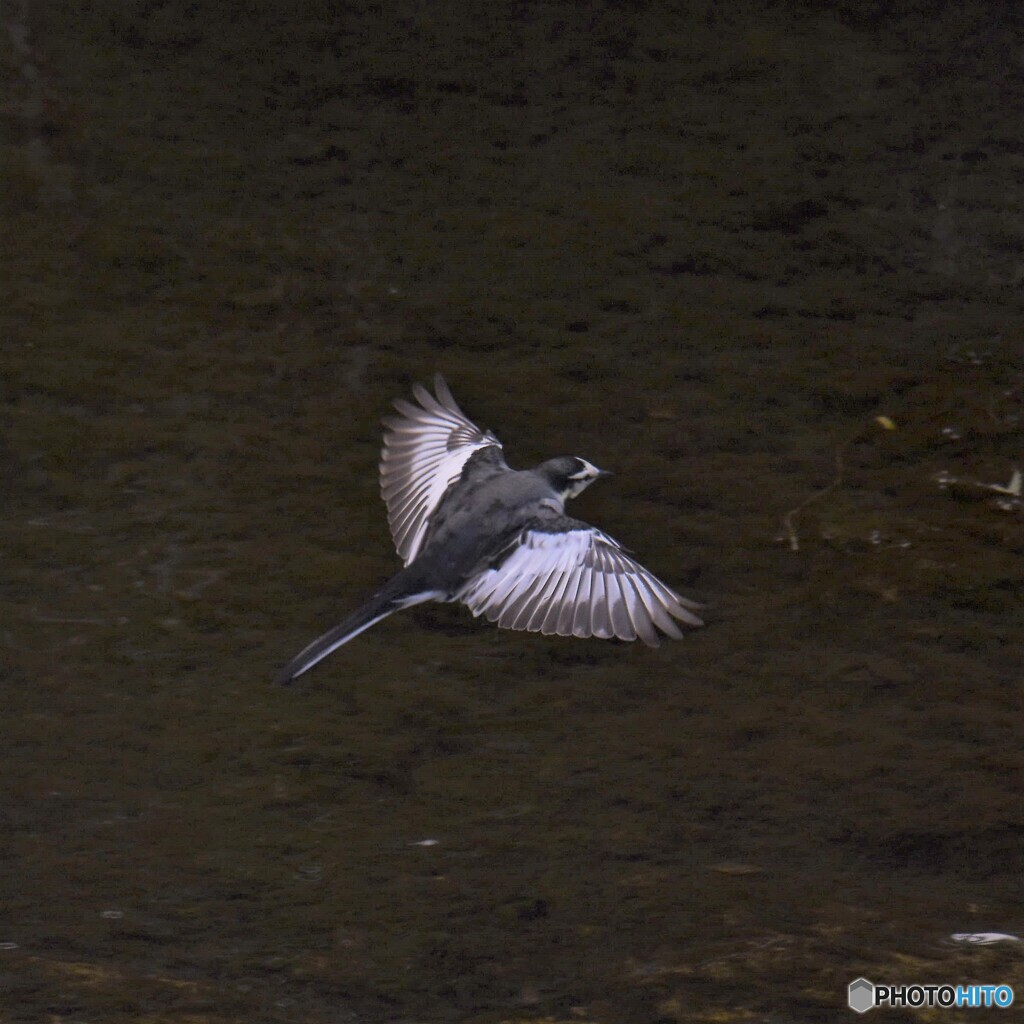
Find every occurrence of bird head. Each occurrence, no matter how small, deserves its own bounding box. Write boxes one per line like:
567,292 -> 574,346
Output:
537,456 -> 610,501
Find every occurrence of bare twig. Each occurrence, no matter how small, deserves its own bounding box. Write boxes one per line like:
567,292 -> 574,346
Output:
781,416 -> 896,552
782,441 -> 850,552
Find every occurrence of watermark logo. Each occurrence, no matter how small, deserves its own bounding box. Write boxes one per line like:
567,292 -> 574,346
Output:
848,978 -> 1014,1013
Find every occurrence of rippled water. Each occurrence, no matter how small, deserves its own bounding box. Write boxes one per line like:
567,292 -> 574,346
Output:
4,2 -> 1022,1021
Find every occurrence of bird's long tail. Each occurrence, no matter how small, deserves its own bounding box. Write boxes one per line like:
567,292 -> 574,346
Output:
274,572 -> 444,685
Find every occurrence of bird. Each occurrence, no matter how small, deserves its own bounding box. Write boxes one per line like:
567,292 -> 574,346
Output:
274,374 -> 702,684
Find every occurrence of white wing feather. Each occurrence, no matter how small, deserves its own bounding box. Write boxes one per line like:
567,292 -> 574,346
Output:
379,375 -> 503,565
458,527 -> 702,646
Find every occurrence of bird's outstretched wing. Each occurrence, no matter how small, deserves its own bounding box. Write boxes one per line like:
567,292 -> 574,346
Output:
380,374 -> 504,565
457,519 -> 703,646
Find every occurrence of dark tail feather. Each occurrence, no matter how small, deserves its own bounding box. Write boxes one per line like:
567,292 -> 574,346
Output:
274,576 -> 443,685
274,595 -> 395,686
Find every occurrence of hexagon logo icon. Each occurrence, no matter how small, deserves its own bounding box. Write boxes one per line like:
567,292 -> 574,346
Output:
848,977 -> 875,1013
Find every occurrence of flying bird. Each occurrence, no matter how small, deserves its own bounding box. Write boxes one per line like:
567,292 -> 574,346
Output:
275,375 -> 702,684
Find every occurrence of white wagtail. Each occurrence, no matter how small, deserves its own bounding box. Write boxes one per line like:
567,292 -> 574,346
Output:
275,375 -> 702,684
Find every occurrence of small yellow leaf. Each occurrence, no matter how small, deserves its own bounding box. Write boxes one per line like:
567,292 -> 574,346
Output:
875,415 -> 897,431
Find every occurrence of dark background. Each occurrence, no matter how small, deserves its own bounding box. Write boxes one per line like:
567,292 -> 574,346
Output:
2,1 -> 1022,1021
